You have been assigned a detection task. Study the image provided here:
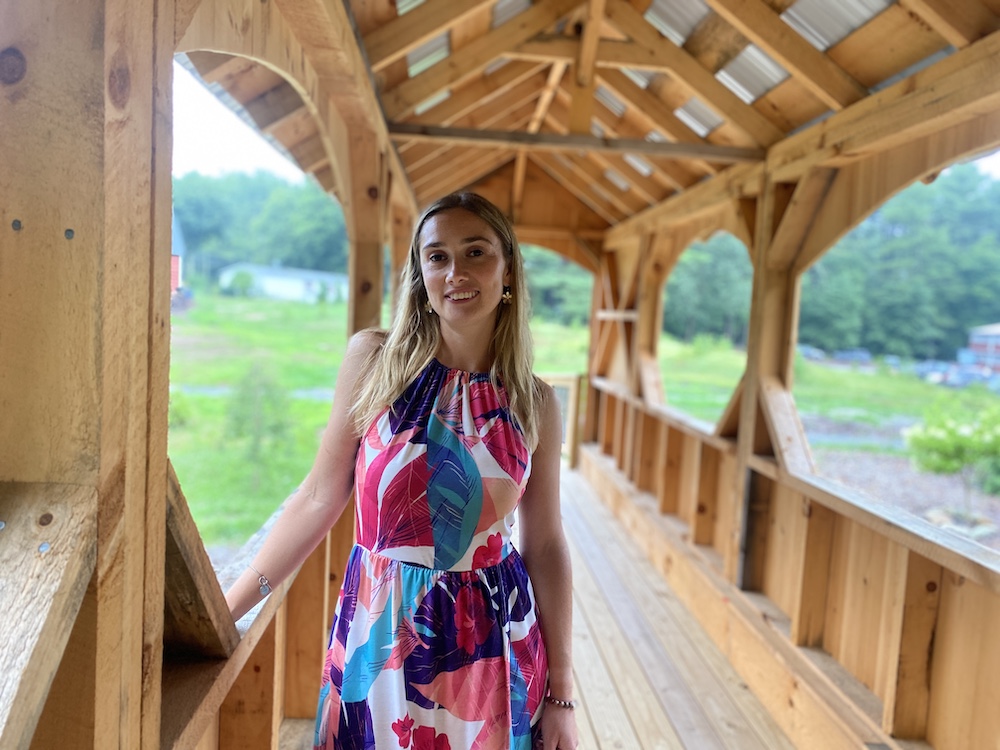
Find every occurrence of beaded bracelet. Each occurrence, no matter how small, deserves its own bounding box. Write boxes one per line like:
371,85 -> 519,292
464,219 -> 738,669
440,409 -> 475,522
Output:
544,696 -> 576,710
249,564 -> 272,596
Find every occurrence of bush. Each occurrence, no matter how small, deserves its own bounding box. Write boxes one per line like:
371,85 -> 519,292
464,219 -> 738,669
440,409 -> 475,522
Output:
168,391 -> 194,428
903,405 -> 1000,507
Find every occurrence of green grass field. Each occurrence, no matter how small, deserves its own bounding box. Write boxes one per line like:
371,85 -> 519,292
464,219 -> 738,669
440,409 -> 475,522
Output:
170,294 -> 999,544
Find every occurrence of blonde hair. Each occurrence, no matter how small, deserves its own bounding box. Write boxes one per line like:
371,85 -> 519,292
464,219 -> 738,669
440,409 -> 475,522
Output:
351,192 -> 543,448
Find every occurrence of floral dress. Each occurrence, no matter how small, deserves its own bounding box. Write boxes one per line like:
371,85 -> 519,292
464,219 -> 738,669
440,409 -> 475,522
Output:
314,358 -> 548,750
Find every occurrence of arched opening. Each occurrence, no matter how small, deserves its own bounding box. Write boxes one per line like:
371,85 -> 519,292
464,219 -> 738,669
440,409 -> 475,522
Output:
169,53 -> 353,565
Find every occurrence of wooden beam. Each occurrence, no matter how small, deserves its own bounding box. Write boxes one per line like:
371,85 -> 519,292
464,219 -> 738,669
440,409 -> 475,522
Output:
0,485 -> 97,750
606,161 -> 763,244
163,464 -> 240,660
406,62 -> 547,126
796,107 -> 1000,274
898,0 -> 1000,48
514,62 -> 568,220
244,83 -> 306,133
364,0 -> 496,73
380,0 -> 582,119
768,30 -> 1000,181
288,133 -> 330,173
418,149 -> 517,204
388,123 -> 765,162
596,69 -> 715,151
577,0 -> 608,87
531,153 -> 627,225
604,0 -> 785,146
702,0 -> 868,110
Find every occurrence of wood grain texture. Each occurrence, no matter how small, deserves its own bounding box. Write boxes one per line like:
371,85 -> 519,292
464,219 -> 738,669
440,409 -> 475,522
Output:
164,464 -> 240,659
0,484 -> 97,749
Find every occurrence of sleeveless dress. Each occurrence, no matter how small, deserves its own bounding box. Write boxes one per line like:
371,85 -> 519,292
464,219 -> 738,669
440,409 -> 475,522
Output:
314,358 -> 548,750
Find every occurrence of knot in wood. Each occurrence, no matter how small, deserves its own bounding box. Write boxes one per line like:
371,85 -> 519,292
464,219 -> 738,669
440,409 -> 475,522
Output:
0,47 -> 27,85
38,513 -> 53,526
367,186 -> 379,200
360,280 -> 373,294
108,50 -> 131,109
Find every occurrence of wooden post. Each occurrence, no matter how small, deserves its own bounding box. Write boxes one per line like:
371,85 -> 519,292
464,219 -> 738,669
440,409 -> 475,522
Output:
345,128 -> 388,333
1,0 -> 171,746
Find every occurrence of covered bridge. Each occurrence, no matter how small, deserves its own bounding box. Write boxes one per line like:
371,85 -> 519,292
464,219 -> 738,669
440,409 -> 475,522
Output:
2,0 -> 1000,748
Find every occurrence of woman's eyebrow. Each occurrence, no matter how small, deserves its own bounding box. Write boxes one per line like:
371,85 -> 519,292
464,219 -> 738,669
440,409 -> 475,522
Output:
422,235 -> 495,250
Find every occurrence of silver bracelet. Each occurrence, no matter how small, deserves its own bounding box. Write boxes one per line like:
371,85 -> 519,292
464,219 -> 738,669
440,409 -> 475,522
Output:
544,696 -> 576,710
249,564 -> 272,596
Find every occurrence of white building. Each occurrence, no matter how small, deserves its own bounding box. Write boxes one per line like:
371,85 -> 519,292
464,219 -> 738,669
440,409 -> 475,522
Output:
218,263 -> 349,304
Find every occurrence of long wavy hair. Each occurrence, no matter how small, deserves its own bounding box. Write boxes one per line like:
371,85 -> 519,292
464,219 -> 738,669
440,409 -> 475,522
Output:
351,192 -> 543,449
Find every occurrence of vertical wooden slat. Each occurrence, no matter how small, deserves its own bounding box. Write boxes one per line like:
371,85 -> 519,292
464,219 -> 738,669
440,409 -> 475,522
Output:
693,446 -> 718,546
658,425 -> 681,515
742,473 -> 772,592
761,484 -> 804,618
790,500 -> 835,647
622,403 -> 637,479
283,537 -> 331,717
676,434 -> 702,535
220,618 -> 279,749
713,451 -> 738,560
879,551 -> 941,738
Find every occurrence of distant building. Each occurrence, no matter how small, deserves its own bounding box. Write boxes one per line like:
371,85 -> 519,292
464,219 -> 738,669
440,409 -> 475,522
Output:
218,262 -> 349,304
966,322 -> 1000,368
171,211 -> 187,293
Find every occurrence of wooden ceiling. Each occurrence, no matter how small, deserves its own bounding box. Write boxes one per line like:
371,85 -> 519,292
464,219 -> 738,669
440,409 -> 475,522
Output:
182,0 -> 1000,237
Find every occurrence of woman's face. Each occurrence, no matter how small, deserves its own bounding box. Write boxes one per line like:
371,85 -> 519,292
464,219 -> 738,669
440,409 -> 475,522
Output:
418,208 -> 510,332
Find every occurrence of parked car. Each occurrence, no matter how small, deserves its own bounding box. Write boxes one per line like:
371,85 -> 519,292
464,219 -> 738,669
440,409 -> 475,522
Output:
833,348 -> 872,364
797,344 -> 826,361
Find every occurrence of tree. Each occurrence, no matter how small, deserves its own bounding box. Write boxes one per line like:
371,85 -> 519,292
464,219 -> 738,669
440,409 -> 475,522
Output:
663,233 -> 751,344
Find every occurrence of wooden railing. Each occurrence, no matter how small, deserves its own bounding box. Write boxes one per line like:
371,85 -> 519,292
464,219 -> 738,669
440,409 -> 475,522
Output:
581,378 -> 1000,750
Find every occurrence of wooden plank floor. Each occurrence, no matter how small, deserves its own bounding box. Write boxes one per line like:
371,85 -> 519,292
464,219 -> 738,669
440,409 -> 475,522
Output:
280,467 -> 794,748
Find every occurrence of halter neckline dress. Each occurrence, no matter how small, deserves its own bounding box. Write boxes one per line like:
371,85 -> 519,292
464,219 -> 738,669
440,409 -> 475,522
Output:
314,357 -> 548,750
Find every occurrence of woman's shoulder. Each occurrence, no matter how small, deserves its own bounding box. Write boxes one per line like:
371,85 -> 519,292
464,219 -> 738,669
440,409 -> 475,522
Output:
345,327 -> 387,362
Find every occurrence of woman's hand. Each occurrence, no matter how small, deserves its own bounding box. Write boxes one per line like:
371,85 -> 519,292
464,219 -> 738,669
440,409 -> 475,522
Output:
541,703 -> 579,750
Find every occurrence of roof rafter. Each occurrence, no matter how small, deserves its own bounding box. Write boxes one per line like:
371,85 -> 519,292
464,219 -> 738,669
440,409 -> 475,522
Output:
404,62 -> 548,127
702,0 -> 868,110
603,0 -> 784,146
380,0 -> 583,120
514,62 -> 569,220
388,123 -> 764,162
364,0 -> 496,73
897,0 -> 1000,48
577,0 -> 607,87
531,152 -> 627,224
420,151 -> 513,206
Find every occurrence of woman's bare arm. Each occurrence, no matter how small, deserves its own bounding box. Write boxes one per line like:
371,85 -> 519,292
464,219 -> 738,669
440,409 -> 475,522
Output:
518,383 -> 578,748
224,330 -> 382,621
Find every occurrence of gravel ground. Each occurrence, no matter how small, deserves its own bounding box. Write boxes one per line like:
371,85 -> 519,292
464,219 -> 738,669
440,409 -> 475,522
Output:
812,449 -> 1000,552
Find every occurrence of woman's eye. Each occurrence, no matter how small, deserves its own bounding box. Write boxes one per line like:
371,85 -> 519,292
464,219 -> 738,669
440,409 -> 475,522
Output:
428,253 -> 446,262
468,248 -> 484,256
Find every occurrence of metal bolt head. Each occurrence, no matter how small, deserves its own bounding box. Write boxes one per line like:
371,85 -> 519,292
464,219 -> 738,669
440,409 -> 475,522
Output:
11,219 -> 22,231
64,229 -> 74,240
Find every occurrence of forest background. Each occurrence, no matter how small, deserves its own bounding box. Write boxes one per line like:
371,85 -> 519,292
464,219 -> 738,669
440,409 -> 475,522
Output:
174,163 -> 1000,361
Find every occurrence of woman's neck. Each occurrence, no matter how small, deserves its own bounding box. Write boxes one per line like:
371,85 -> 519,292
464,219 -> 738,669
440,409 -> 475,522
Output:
434,329 -> 493,373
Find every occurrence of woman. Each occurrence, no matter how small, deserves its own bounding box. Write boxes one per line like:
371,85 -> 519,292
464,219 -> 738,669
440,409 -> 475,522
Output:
225,192 -> 578,750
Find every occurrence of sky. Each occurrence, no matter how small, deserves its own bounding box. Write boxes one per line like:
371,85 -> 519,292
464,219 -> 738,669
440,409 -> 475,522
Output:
171,60 -> 1000,182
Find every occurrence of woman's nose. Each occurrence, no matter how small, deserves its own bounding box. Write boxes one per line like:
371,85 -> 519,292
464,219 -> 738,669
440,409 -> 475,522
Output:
446,258 -> 468,282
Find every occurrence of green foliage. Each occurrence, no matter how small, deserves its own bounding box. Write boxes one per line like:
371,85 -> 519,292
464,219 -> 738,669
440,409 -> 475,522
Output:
662,232 -> 752,344
168,391 -> 193,428
226,270 -> 255,297
800,164 -> 1000,360
225,362 -> 292,487
903,404 -> 1000,508
521,244 -> 593,325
